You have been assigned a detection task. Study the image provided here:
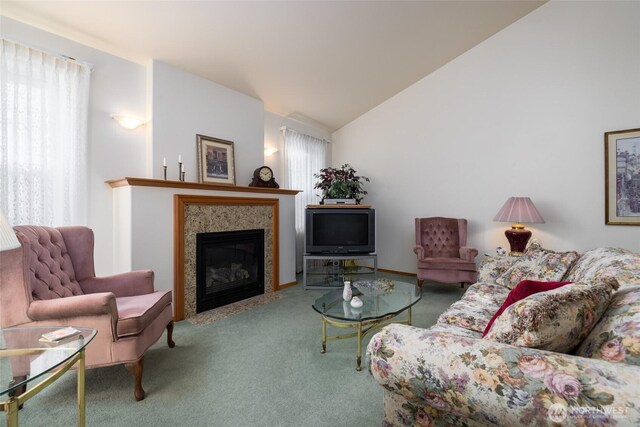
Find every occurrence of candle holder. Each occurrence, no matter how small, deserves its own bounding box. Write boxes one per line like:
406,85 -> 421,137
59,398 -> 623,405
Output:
163,165 -> 167,180
181,171 -> 185,182
178,162 -> 182,181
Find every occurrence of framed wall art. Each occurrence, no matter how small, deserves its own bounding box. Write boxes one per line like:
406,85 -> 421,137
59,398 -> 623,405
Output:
605,128 -> 640,225
196,134 -> 236,186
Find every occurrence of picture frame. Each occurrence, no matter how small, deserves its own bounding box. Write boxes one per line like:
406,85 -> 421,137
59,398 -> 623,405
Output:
605,128 -> 640,225
196,134 -> 236,186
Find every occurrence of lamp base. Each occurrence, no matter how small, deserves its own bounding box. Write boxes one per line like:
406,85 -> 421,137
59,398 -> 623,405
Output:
505,227 -> 532,256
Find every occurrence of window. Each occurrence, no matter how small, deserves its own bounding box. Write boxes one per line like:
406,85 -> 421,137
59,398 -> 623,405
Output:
282,128 -> 329,271
0,39 -> 90,226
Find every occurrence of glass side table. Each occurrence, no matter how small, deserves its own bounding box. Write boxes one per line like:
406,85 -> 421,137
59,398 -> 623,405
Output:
312,280 -> 421,371
0,326 -> 96,427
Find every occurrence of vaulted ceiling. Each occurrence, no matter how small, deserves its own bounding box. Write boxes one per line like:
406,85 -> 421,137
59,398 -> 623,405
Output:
3,1 -> 546,131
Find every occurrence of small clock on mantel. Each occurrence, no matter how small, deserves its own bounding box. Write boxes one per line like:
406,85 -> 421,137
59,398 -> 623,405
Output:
249,166 -> 279,188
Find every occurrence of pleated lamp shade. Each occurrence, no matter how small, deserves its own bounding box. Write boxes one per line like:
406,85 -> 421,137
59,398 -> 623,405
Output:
0,209 -> 20,251
493,197 -> 545,225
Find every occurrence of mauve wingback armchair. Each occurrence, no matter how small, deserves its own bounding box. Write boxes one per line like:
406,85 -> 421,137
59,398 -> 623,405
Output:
413,217 -> 478,288
0,225 -> 175,401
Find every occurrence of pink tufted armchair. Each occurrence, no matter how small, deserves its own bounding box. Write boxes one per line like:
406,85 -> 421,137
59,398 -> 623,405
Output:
0,225 -> 175,401
413,217 -> 478,288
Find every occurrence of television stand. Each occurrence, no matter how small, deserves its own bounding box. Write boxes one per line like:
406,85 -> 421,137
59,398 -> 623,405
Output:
303,253 -> 378,290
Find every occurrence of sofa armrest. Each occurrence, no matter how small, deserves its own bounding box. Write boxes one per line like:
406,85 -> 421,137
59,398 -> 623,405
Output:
413,245 -> 425,261
80,270 -> 154,297
28,293 -> 118,321
477,255 -> 519,283
367,324 -> 640,426
459,246 -> 478,262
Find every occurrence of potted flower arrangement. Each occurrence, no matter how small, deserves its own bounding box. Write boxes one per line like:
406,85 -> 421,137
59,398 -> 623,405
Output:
313,164 -> 370,204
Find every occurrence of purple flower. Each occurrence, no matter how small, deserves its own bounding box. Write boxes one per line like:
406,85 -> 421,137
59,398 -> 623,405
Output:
371,337 -> 382,353
453,373 -> 470,392
544,372 -> 582,398
615,321 -> 637,335
374,359 -> 391,379
506,387 -> 530,408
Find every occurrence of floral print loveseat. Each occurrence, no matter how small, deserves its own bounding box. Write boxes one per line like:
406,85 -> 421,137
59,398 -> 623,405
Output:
367,247 -> 640,426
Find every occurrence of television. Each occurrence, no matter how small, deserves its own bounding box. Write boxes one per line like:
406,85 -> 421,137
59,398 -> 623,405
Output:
305,208 -> 375,254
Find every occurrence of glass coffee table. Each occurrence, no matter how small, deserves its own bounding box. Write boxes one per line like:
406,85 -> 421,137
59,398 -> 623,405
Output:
0,326 -> 96,426
312,280 -> 421,371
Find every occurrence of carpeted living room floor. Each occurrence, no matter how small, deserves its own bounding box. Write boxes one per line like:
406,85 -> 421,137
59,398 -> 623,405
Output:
18,273 -> 465,427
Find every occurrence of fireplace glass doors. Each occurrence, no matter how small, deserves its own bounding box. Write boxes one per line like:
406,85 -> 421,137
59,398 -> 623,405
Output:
196,229 -> 265,312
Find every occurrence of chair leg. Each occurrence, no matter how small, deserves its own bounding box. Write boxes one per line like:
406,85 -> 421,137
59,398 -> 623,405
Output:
460,282 -> 465,288
10,376 -> 27,410
166,320 -> 176,348
125,357 -> 145,401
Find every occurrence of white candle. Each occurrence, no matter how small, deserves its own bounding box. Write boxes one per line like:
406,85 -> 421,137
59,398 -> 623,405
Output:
178,154 -> 182,163
163,157 -> 166,166
181,163 -> 184,172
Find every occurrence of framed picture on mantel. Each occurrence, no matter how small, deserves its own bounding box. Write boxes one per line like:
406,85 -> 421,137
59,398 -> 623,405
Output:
605,128 -> 640,225
196,134 -> 236,186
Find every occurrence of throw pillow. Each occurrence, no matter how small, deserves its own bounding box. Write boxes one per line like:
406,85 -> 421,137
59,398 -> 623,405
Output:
483,278 -> 619,353
481,280 -> 572,337
573,286 -> 640,366
495,246 -> 580,289
565,247 -> 640,288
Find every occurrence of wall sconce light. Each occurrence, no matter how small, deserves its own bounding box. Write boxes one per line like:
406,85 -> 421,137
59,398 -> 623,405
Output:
111,114 -> 146,130
264,147 -> 278,156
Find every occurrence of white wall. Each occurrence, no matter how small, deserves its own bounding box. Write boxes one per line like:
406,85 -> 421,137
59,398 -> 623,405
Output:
332,1 -> 640,274
150,60 -> 264,186
2,17 -> 147,276
263,111 -> 332,184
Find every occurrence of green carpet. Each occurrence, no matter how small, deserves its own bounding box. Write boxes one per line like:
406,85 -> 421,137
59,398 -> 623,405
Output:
18,274 -> 465,426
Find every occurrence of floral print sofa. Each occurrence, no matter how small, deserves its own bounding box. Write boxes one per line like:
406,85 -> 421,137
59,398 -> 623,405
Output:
367,247 -> 640,426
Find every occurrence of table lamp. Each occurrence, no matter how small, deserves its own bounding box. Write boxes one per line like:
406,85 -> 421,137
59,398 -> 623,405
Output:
0,209 -> 20,251
493,197 -> 545,256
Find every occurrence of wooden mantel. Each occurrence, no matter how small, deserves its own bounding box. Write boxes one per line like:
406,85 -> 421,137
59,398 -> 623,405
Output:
106,177 -> 302,195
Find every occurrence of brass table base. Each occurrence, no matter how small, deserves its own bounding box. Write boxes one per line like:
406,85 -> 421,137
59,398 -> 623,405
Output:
320,306 -> 412,371
0,348 -> 87,427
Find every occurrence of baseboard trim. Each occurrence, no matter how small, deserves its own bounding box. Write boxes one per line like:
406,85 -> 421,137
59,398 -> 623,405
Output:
377,268 -> 416,277
278,280 -> 297,290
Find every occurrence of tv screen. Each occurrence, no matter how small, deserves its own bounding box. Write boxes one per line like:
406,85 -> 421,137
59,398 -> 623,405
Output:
305,208 -> 375,254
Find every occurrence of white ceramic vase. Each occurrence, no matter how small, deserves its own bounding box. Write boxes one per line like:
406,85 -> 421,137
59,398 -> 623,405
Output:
343,281 -> 352,301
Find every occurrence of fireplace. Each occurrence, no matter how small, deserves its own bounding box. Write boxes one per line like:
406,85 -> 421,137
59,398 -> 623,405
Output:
196,229 -> 265,313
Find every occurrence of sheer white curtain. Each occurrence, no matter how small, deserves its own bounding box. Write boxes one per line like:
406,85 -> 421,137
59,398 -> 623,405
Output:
282,128 -> 329,272
0,39 -> 90,226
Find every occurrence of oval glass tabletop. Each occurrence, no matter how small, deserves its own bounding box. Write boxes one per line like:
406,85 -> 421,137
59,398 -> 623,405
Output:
312,280 -> 422,322
0,326 -> 96,397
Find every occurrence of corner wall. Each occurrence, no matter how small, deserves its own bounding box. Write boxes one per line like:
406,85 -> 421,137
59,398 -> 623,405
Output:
332,1 -> 640,273
149,60 -> 264,185
263,111 -> 332,186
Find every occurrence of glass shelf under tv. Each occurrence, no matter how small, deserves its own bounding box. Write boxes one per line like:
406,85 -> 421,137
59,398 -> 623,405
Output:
303,254 -> 378,290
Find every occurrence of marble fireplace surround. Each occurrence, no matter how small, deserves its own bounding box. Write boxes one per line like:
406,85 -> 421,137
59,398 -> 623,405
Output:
174,195 -> 279,320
